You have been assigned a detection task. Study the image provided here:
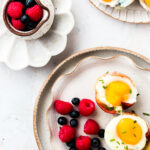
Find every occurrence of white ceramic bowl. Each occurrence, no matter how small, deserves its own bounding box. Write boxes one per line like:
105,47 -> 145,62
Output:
0,0 -> 74,70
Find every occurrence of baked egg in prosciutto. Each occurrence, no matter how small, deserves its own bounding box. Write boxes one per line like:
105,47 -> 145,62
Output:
104,113 -> 150,150
98,0 -> 135,8
95,72 -> 138,114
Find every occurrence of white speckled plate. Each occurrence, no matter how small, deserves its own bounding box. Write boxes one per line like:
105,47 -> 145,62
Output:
90,0 -> 150,23
0,0 -> 74,70
33,47 -> 150,150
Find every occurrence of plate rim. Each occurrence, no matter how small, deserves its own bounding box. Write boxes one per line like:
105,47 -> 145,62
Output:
33,46 -> 150,150
89,0 -> 150,24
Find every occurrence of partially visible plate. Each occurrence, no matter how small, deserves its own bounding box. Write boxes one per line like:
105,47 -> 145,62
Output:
90,0 -> 150,23
33,47 -> 150,150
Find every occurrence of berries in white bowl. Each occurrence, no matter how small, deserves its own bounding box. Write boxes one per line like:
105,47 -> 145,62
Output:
6,0 -> 43,31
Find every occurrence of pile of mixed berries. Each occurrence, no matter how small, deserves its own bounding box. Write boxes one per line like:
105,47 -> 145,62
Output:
7,0 -> 43,31
55,98 -> 106,150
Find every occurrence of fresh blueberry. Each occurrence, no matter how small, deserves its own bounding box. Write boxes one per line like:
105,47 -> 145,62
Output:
98,129 -> 105,138
57,117 -> 67,125
21,15 -> 30,24
15,0 -> 25,4
71,97 -> 80,106
70,119 -> 78,127
70,111 -> 80,118
98,147 -> 106,150
26,21 -> 37,30
69,147 -> 77,150
67,139 -> 76,148
91,138 -> 100,148
25,0 -> 36,7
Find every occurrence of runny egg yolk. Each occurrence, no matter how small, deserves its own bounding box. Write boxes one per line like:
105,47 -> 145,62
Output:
117,118 -> 142,145
105,81 -> 131,106
102,0 -> 112,2
145,0 -> 150,8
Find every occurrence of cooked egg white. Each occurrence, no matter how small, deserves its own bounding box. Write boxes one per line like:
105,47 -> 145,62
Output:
98,0 -> 134,7
105,114 -> 149,150
95,72 -> 138,113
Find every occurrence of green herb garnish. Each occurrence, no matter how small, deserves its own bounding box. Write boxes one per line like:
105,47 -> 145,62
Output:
134,120 -> 137,124
117,110 -> 121,113
122,131 -> 127,134
110,139 -> 115,142
106,71 -> 109,74
134,134 -> 136,137
116,141 -> 120,145
106,106 -> 114,111
99,80 -> 104,84
103,85 -> 108,89
131,110 -> 136,114
124,146 -> 128,150
143,112 -> 150,116
129,89 -> 132,94
132,126 -> 136,129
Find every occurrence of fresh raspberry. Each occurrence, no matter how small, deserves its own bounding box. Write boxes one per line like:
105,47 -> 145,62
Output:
7,2 -> 24,19
76,136 -> 91,150
54,100 -> 73,115
84,119 -> 100,135
59,125 -> 75,142
11,18 -> 26,30
79,99 -> 95,116
146,128 -> 150,140
26,5 -> 43,22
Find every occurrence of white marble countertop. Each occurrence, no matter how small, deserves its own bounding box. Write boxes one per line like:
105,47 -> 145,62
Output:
1,0 -> 150,149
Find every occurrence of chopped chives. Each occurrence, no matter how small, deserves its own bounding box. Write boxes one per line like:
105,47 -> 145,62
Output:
116,141 -> 120,145
131,110 -> 136,114
99,80 -> 104,84
143,112 -> 150,116
103,85 -> 108,89
122,131 -> 126,134
110,139 -> 115,142
106,106 -> 114,111
124,146 -> 128,150
129,89 -> 132,94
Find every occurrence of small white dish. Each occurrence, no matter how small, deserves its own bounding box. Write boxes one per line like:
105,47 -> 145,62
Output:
0,0 -> 74,70
90,0 -> 150,23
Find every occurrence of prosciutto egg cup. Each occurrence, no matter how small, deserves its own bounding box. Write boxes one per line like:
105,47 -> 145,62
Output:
95,72 -> 138,114
97,0 -> 135,8
104,113 -> 150,150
